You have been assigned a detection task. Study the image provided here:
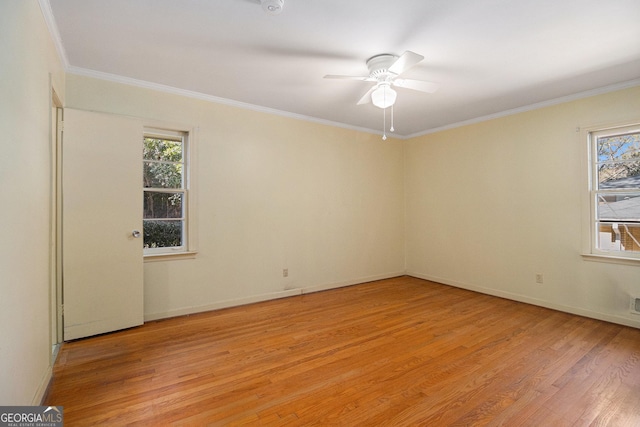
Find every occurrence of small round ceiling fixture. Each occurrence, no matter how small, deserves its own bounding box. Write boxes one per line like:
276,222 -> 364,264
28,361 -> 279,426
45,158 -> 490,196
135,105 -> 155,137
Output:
261,0 -> 284,15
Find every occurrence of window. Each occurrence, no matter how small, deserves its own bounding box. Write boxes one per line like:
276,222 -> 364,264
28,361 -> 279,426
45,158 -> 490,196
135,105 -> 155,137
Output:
588,123 -> 640,259
143,129 -> 190,255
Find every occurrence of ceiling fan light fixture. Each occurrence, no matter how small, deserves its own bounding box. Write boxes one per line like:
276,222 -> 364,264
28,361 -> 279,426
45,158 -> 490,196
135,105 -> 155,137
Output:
371,84 -> 397,109
261,0 -> 284,15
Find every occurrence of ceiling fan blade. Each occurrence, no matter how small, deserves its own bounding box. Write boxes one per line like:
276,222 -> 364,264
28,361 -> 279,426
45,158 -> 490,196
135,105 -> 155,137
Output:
357,85 -> 377,105
388,51 -> 424,75
393,78 -> 440,93
324,74 -> 374,81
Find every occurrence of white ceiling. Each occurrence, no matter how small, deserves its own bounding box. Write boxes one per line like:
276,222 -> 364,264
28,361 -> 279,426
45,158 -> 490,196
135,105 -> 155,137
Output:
46,0 -> 640,137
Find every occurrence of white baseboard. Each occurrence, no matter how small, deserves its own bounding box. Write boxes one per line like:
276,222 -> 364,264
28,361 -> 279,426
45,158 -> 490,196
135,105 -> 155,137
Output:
32,366 -> 52,405
144,272 -> 405,322
407,271 -> 640,329
301,272 -> 406,294
144,288 -> 303,321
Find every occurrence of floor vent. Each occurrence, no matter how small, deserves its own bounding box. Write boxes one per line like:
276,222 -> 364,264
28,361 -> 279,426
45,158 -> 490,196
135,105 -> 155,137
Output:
631,297 -> 640,315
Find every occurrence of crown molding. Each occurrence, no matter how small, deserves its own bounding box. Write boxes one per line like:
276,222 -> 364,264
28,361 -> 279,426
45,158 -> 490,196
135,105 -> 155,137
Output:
408,78 -> 640,139
37,0 -> 389,138
38,0 -> 69,69
38,0 -> 640,140
69,64 -> 640,141
66,66 -> 395,138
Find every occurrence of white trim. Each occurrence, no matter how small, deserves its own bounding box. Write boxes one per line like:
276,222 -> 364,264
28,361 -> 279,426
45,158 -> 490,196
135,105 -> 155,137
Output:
581,253 -> 640,266
38,0 -> 640,138
580,121 -> 640,261
66,65 -> 640,140
38,0 -> 70,69
32,366 -> 52,405
144,251 -> 198,262
66,66 -> 389,137
301,272 -> 405,294
145,288 -> 304,321
407,271 -> 640,329
143,126 -> 197,257
407,79 -> 640,139
144,272 -> 404,321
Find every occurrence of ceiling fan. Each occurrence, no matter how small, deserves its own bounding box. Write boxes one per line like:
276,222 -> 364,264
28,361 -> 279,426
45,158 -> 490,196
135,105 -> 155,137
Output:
324,51 -> 439,139
324,51 -> 439,108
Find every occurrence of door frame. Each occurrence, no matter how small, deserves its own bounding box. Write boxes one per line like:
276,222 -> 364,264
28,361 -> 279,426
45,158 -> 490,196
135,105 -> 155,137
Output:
50,86 -> 63,359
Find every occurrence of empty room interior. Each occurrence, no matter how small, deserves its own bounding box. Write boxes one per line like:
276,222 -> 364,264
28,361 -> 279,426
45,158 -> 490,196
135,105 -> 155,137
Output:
2,0 -> 640,425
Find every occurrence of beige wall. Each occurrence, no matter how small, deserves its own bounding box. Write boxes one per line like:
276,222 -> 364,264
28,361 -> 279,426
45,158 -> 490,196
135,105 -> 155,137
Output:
405,86 -> 640,327
0,2 -> 65,404
65,74 -> 406,320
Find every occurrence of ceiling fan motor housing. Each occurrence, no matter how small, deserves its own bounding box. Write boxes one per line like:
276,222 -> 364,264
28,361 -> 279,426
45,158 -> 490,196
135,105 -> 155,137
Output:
367,54 -> 398,80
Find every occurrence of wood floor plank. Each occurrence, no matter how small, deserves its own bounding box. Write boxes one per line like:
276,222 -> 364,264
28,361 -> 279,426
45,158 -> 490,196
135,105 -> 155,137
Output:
44,276 -> 640,426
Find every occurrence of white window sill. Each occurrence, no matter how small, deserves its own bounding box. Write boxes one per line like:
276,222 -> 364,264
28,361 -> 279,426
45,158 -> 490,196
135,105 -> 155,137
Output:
144,251 -> 198,262
581,253 -> 640,266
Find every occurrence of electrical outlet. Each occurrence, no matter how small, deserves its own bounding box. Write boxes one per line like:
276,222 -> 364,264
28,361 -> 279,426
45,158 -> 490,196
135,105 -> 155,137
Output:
535,273 -> 544,284
283,268 -> 288,277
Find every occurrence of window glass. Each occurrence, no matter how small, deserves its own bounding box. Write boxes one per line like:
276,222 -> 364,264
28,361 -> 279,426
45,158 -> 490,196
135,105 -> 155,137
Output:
591,126 -> 640,256
143,132 -> 187,252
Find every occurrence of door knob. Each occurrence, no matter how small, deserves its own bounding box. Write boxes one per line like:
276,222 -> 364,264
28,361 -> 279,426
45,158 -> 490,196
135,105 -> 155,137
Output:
132,230 -> 141,238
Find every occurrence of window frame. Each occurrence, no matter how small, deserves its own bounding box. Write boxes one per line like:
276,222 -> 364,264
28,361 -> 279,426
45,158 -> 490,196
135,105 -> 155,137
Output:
143,126 -> 197,260
582,121 -> 640,264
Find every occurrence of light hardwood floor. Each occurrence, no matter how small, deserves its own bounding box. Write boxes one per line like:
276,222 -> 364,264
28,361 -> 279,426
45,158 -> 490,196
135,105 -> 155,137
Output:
45,276 -> 640,426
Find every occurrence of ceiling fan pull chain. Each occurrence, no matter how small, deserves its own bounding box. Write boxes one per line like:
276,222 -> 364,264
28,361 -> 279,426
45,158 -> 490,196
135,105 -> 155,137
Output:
382,105 -> 387,140
390,104 -> 395,133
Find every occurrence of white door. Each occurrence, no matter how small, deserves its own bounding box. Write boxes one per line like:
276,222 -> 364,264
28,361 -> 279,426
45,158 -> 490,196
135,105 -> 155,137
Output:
62,109 -> 144,340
